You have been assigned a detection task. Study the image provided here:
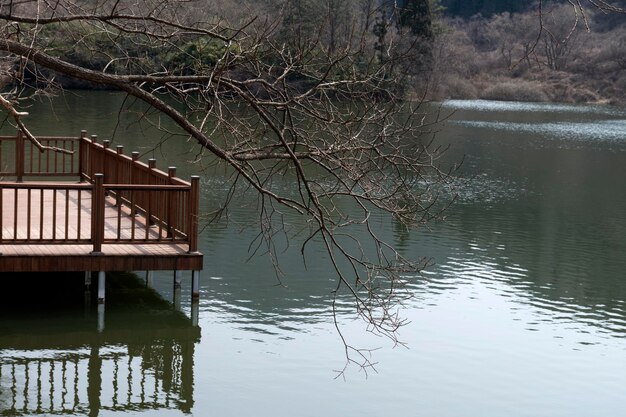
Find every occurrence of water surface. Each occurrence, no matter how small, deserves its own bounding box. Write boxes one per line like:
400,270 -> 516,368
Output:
1,96 -> 625,416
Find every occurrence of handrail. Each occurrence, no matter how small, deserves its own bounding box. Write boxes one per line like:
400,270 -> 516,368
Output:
0,130 -> 201,253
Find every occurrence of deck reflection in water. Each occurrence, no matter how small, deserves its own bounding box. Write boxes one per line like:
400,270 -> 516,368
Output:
0,273 -> 200,416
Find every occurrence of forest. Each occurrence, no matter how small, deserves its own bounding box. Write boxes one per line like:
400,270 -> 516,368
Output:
2,0 -> 624,104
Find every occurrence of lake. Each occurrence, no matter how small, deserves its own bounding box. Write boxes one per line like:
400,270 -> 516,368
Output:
1,94 -> 625,416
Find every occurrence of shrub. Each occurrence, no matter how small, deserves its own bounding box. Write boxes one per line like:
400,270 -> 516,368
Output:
480,81 -> 549,102
571,88 -> 600,103
442,77 -> 478,99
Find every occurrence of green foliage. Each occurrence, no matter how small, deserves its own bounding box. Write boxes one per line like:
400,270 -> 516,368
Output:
39,23 -> 159,75
38,23 -> 228,78
396,0 -> 433,39
165,39 -> 227,75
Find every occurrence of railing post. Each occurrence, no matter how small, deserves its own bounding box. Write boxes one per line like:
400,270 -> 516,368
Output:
15,130 -> 24,182
188,176 -> 200,253
91,173 -> 104,254
131,151 -> 139,183
168,167 -> 176,237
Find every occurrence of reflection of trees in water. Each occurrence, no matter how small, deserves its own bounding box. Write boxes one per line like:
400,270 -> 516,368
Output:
0,338 -> 195,416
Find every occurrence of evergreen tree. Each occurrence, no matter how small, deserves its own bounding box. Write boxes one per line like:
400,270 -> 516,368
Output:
396,0 -> 433,39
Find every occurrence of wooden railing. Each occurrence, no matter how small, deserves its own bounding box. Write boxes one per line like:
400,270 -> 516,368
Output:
0,182 -> 92,242
0,131 -> 200,253
0,132 -> 81,180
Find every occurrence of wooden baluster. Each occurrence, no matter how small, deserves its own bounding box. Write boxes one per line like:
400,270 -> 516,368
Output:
92,173 -> 104,253
131,188 -> 136,241
79,130 -> 87,180
147,159 -> 156,229
157,189 -> 164,241
52,189 -> 57,240
116,188 -> 122,241
29,138 -> 34,174
167,167 -> 176,239
188,176 -> 200,252
46,139 -> 50,174
77,189 -> 82,240
27,188 -> 31,240
13,188 -> 18,239
53,139 -> 57,173
39,189 -> 44,240
144,188 -> 151,241
16,130 -> 24,182
70,139 -> 75,175
116,146 -> 124,207
130,152 -> 140,239
65,189 -> 69,239
37,139 -> 41,174
89,135 -> 98,181
102,141 -> 111,188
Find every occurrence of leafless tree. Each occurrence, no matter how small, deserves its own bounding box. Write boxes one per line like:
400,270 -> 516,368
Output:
0,0 -> 452,373
536,1 -> 625,69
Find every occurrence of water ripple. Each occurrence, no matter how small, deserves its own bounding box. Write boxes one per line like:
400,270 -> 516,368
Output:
442,99 -> 626,116
451,119 -> 626,144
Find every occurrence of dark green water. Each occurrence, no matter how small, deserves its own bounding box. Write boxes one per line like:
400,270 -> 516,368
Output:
1,95 -> 625,416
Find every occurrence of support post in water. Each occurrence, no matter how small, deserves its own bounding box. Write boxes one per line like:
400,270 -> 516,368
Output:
191,270 -> 200,301
174,270 -> 182,289
174,285 -> 182,312
145,270 -> 153,287
97,271 -> 106,304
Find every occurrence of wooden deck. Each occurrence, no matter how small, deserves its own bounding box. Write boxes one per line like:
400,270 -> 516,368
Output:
0,131 -> 202,273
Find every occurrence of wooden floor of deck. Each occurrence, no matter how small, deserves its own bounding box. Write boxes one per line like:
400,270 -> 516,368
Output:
0,187 -> 202,272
